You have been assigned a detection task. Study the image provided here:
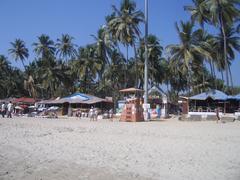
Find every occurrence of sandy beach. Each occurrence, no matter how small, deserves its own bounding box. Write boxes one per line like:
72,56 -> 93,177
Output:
0,117 -> 240,180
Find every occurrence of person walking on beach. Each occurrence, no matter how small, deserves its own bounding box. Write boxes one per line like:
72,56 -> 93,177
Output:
89,107 -> 94,121
1,102 -> 6,118
93,108 -> 98,121
215,107 -> 220,123
7,101 -> 13,118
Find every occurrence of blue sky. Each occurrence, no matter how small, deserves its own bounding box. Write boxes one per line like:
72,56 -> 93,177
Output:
0,0 -> 239,85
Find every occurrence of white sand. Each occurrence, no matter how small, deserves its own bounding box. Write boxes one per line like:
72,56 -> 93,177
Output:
0,117 -> 240,180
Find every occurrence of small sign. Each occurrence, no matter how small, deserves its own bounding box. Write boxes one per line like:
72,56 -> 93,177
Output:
162,95 -> 167,104
142,103 -> 150,109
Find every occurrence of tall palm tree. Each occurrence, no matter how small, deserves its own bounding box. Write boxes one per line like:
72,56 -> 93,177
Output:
166,21 -> 211,94
70,45 -> 102,93
185,0 -> 240,88
91,26 -> 114,81
108,0 -> 144,86
108,0 -> 144,49
184,0 -> 210,27
8,39 -> 29,70
138,35 -> 164,88
212,25 -> 240,89
56,34 -> 77,61
33,34 -> 56,60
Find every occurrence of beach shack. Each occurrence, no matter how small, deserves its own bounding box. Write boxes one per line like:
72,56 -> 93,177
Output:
187,89 -> 229,120
43,93 -> 113,116
230,93 -> 240,120
148,86 -> 169,118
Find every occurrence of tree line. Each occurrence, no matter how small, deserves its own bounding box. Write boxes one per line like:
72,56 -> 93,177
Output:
0,0 -> 240,103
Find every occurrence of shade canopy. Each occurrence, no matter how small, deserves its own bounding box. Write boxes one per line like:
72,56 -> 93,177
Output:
46,93 -> 111,105
190,89 -> 228,101
234,94 -> 240,100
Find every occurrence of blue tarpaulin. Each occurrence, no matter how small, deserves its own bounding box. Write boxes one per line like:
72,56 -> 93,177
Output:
64,93 -> 90,101
234,94 -> 240,100
190,89 -> 228,100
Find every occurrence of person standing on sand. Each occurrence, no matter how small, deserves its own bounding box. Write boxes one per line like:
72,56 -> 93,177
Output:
1,102 -> 6,118
215,107 -> 220,123
89,107 -> 94,121
7,101 -> 13,118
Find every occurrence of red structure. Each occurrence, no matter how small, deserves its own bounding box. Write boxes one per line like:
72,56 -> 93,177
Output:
13,97 -> 36,104
119,88 -> 144,122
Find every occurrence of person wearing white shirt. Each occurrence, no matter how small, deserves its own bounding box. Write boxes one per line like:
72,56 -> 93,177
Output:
1,102 -> 6,118
7,101 -> 13,118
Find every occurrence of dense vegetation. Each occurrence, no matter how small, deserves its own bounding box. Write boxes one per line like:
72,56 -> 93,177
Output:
1,0 -> 240,102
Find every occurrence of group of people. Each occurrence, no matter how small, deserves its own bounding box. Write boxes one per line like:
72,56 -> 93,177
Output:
1,101 -> 13,118
89,107 -> 98,121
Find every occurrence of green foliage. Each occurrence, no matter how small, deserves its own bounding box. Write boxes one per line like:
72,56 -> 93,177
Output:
0,0 -> 240,102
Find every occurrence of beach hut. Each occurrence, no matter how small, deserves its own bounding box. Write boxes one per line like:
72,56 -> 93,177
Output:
43,93 -> 113,116
189,89 -> 228,114
234,94 -> 240,119
148,86 -> 169,118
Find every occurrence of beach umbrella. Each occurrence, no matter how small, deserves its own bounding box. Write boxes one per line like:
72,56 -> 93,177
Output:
15,106 -> 23,110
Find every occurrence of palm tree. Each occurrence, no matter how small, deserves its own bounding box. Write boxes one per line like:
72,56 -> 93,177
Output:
212,25 -> 240,89
166,21 -> 211,94
91,26 -> 114,80
56,34 -> 77,61
184,0 -> 210,27
70,45 -> 102,93
24,75 -> 37,98
185,0 -> 240,88
33,34 -> 56,60
137,35 -> 164,88
108,0 -> 144,86
8,39 -> 29,70
0,55 -> 10,72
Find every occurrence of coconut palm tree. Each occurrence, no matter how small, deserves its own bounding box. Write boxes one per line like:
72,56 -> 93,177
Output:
108,0 -> 144,86
56,34 -> 77,61
108,0 -> 144,50
70,45 -> 102,93
8,39 -> 29,70
184,0 -> 210,27
212,25 -> 240,89
166,21 -> 211,94
185,0 -> 240,88
33,34 -> 56,60
137,35 -> 164,88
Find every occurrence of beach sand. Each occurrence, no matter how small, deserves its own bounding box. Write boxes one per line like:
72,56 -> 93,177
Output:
0,117 -> 240,180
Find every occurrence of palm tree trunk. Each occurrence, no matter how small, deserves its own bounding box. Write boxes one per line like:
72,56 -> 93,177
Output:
124,45 -> 129,88
209,60 -> 214,79
221,70 -> 224,82
228,65 -> 234,90
202,61 -> 205,92
218,5 -> 229,88
133,43 -> 138,88
212,62 -> 217,89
